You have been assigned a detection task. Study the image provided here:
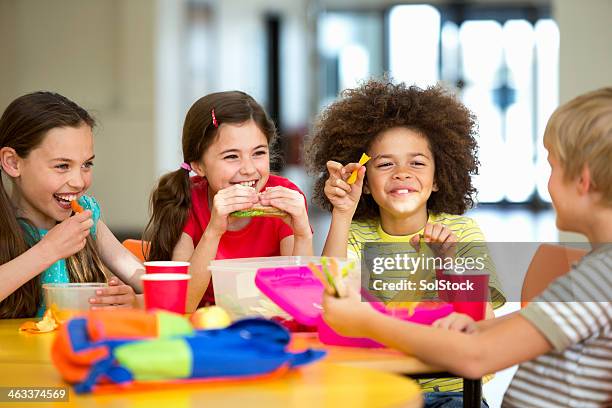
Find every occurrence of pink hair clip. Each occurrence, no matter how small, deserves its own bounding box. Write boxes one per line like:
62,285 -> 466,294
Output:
211,109 -> 218,128
180,162 -> 192,172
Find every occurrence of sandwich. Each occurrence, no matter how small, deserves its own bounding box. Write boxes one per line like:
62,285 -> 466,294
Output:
230,205 -> 287,218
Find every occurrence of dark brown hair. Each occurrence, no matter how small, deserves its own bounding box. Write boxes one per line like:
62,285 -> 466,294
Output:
0,91 -> 107,318
144,91 -> 279,261
305,79 -> 479,220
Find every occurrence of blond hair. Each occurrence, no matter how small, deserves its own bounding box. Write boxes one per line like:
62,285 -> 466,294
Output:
544,87 -> 612,206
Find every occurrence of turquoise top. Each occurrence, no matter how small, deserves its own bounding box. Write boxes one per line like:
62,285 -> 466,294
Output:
19,195 -> 101,316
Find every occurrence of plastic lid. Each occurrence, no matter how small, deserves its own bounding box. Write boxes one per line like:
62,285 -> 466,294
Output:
256,265 -> 455,327
255,265 -> 324,326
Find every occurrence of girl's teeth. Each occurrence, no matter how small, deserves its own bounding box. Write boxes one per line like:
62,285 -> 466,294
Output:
55,194 -> 77,202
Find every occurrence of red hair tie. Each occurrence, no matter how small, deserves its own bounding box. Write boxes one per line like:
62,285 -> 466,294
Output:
211,109 -> 218,128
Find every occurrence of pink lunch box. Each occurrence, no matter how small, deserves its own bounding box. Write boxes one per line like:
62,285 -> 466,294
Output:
255,265 -> 453,348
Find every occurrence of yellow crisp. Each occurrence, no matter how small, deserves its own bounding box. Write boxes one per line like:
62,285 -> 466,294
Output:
19,308 -> 59,333
35,311 -> 58,332
387,301 -> 420,316
347,153 -> 371,185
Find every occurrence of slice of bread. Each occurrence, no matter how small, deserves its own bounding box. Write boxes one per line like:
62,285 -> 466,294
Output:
230,205 -> 287,218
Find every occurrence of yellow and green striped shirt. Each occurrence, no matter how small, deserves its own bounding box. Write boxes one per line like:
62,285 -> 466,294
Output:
347,212 -> 505,393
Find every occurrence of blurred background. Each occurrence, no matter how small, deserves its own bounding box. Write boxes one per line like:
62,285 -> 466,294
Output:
1,0 -> 611,248
0,0 -> 610,404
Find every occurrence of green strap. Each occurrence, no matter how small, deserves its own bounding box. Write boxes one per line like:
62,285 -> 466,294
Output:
114,339 -> 192,380
156,311 -> 193,338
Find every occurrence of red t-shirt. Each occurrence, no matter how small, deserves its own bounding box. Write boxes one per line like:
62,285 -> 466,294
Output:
183,175 -> 308,306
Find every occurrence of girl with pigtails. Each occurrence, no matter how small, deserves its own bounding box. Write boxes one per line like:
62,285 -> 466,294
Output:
144,91 -> 313,312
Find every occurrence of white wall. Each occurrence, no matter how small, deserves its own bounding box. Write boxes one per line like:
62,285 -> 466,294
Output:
0,0 -> 156,233
554,0 -> 612,104
214,0 -> 310,128
155,0 -> 188,177
553,0 -> 612,242
1,0 -> 609,237
0,0 -> 312,235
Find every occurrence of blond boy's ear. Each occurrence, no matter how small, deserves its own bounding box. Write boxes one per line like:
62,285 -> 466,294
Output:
189,161 -> 206,178
578,165 -> 592,195
0,147 -> 21,177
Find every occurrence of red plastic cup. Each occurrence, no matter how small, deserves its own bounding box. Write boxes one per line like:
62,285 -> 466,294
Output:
144,261 -> 190,274
141,273 -> 191,314
437,269 -> 489,321
451,301 -> 486,322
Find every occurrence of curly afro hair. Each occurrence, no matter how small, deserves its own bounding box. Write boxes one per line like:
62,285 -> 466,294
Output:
305,79 -> 479,220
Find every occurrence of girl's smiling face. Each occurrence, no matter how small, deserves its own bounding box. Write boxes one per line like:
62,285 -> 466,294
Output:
195,119 -> 270,195
366,127 -> 437,230
11,124 -> 95,230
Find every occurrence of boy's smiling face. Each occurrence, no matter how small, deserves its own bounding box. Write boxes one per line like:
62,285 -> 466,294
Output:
365,127 -> 437,231
9,124 -> 94,230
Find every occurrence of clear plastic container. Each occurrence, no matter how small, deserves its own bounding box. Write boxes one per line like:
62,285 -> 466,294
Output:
43,283 -> 108,317
209,256 -> 358,319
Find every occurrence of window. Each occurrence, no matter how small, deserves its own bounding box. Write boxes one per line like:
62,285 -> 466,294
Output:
318,4 -> 559,204
318,11 -> 384,110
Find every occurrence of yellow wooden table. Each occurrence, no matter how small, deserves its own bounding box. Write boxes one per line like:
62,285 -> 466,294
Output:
0,319 -> 422,408
291,333 -> 443,374
291,334 -> 483,408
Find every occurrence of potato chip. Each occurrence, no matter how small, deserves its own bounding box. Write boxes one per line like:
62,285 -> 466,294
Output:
347,153 -> 371,184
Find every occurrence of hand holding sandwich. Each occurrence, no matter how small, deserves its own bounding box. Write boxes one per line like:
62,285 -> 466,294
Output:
208,184 -> 259,236
258,186 -> 311,238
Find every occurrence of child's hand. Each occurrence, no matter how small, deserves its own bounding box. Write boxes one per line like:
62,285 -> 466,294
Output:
322,288 -> 374,338
410,223 -> 457,259
259,186 -> 311,237
37,210 -> 93,263
432,312 -> 477,333
324,160 -> 366,216
90,277 -> 136,309
208,184 -> 259,235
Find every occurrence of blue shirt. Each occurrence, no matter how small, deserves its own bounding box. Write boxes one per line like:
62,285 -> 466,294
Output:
19,195 -> 101,316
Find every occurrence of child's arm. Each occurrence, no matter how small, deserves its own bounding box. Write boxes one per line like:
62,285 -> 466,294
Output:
322,161 -> 366,257
175,184 -> 258,312
91,221 -> 144,308
431,303 -> 494,333
0,211 -> 93,302
323,211 -> 353,257
173,231 -> 219,312
90,276 -> 140,310
432,312 -> 479,333
413,222 -> 500,323
409,223 -> 458,259
259,186 -> 313,256
323,289 -> 551,379
94,221 -> 144,292
279,234 -> 313,256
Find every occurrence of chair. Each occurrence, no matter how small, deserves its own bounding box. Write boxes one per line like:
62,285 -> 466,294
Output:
521,243 -> 587,307
122,239 -> 150,262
